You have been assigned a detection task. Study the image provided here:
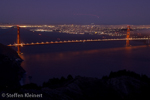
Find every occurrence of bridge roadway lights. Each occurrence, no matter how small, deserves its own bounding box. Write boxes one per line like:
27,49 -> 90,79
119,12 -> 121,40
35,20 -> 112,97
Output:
8,38 -> 150,47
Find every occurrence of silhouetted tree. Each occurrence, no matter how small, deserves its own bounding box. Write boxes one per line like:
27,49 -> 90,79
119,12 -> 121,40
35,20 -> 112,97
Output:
67,74 -> 73,80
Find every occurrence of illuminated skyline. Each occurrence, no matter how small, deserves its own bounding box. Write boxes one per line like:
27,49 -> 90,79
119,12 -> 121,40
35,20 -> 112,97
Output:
0,0 -> 150,25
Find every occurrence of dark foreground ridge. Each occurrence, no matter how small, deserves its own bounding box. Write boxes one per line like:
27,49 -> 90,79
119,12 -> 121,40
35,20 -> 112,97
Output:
0,43 -> 25,91
0,43 -> 150,100
1,70 -> 150,100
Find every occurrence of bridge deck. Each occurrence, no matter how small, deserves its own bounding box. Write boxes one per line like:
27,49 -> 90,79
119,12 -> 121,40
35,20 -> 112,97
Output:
7,38 -> 149,47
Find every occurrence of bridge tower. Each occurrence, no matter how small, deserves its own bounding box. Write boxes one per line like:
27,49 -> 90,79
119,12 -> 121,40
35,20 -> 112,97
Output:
126,25 -> 130,46
17,26 -> 21,54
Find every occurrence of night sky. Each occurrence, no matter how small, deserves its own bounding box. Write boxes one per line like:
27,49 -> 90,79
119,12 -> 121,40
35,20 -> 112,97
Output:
0,0 -> 150,25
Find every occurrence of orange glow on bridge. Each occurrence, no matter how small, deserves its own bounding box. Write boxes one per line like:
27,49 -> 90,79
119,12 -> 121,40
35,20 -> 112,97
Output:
126,25 -> 130,46
8,38 -> 149,47
17,26 -> 21,54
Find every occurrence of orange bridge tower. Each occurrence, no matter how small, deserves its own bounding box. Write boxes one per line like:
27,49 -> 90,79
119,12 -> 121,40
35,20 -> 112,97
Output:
126,25 -> 130,46
17,25 -> 21,54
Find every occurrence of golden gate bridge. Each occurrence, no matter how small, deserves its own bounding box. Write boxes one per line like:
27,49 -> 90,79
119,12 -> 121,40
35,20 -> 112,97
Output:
5,25 -> 150,54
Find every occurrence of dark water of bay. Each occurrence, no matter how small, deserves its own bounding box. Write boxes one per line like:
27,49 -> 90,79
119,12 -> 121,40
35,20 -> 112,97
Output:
0,28 -> 150,85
